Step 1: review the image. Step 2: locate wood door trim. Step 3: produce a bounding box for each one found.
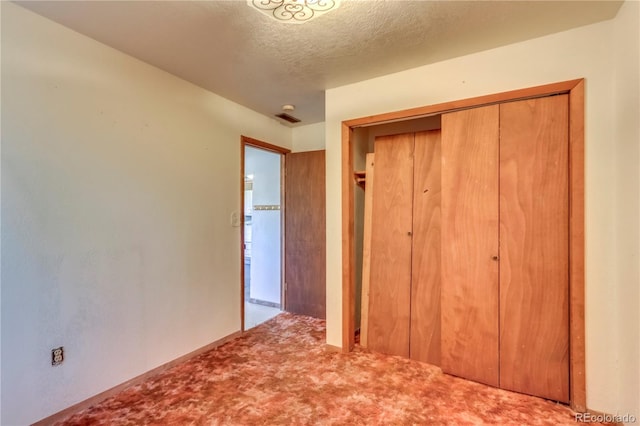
[569,80,586,411]
[241,141,246,332]
[344,79,582,128]
[341,123,356,351]
[340,79,586,409]
[242,135,291,154]
[240,135,289,332]
[280,155,286,310]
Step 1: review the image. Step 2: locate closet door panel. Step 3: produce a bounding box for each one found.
[441,105,500,387]
[499,95,569,402]
[367,134,414,357]
[410,130,442,365]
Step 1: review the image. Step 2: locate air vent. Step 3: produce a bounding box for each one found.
[275,113,301,124]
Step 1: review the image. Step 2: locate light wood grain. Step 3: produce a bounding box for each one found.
[280,155,286,308]
[242,135,291,154]
[569,81,586,411]
[344,80,582,128]
[360,153,375,348]
[499,95,570,402]
[342,123,356,352]
[367,134,414,357]
[343,80,582,356]
[441,105,500,387]
[285,150,326,319]
[340,80,585,408]
[410,130,442,365]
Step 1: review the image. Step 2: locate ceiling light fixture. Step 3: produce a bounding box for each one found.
[247,0,340,24]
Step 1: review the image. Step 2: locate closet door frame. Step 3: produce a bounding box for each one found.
[340,79,585,411]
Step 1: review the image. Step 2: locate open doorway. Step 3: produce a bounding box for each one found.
[241,136,289,330]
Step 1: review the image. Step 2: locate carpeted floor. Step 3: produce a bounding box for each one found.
[57,313,607,425]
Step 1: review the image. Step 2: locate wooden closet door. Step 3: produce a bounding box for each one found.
[367,134,414,357]
[499,95,569,402]
[441,105,500,387]
[410,130,442,365]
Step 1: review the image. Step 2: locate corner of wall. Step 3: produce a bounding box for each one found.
[0,3,291,423]
[292,122,326,152]
[612,0,640,421]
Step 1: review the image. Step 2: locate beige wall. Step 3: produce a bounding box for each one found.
[292,122,325,152]
[0,3,291,424]
[325,3,639,419]
[612,0,640,420]
[0,3,3,417]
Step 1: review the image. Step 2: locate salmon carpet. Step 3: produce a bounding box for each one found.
[56,313,607,425]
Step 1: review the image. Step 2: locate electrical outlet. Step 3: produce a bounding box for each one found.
[52,347,64,366]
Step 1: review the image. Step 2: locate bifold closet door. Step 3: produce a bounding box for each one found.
[499,95,569,402]
[410,130,442,365]
[367,133,414,357]
[441,105,500,387]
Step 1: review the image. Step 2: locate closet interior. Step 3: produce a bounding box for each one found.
[354,94,570,404]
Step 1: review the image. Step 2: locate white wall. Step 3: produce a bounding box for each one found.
[245,147,282,305]
[0,3,291,425]
[0,2,4,418]
[292,122,325,152]
[325,3,639,419]
[612,1,640,421]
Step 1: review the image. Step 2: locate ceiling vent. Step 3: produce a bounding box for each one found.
[276,105,301,123]
[275,112,301,124]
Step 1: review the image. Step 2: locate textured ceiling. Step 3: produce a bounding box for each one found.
[16,0,623,126]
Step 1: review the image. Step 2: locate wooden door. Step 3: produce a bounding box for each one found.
[410,130,442,365]
[499,95,569,402]
[367,134,414,357]
[441,105,500,387]
[284,150,326,319]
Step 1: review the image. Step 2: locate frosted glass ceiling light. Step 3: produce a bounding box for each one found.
[248,0,340,24]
